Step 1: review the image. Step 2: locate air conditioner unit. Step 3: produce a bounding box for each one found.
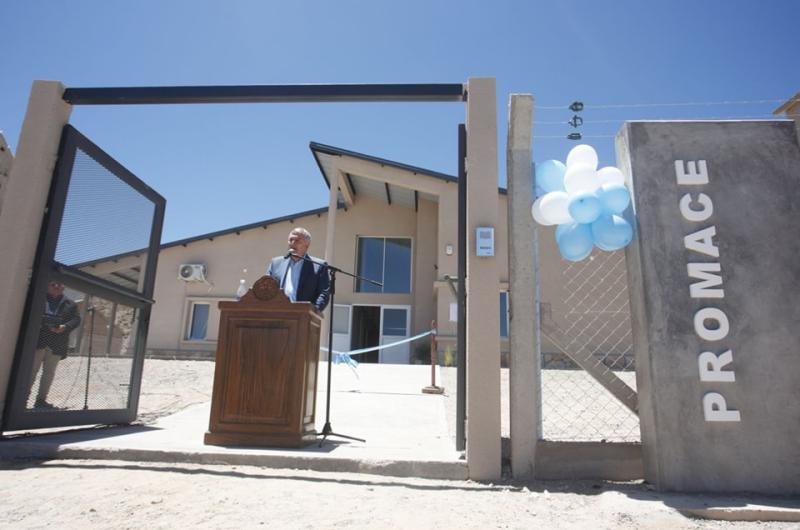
[178,264,207,282]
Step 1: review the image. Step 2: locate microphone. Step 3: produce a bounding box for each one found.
[284,251,294,259]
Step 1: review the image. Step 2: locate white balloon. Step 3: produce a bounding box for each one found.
[531,196,556,226]
[566,144,598,170]
[564,163,598,195]
[538,191,573,225]
[596,166,625,187]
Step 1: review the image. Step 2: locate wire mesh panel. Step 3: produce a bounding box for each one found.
[56,147,156,290]
[26,281,139,411]
[539,248,640,442]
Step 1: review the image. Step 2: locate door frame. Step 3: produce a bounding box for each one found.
[349,303,412,364]
[378,304,412,364]
[331,303,353,354]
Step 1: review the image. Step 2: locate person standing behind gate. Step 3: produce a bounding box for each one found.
[30,281,81,409]
[266,227,330,313]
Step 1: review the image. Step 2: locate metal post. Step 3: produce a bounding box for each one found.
[456,123,467,451]
[83,298,96,410]
[104,302,117,355]
[423,320,443,394]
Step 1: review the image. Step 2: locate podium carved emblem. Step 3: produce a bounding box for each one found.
[251,275,281,301]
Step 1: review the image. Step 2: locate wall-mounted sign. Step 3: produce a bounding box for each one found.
[475,227,494,257]
[619,121,800,495]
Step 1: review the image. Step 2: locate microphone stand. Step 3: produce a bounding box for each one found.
[83,303,95,410]
[288,252,382,446]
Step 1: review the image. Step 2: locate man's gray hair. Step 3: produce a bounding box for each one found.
[290,227,312,242]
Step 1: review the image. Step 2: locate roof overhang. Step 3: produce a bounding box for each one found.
[310,142,505,211]
[773,92,800,116]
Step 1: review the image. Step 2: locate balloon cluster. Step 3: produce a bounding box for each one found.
[531,145,634,262]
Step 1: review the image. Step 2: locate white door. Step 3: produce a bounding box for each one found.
[379,306,410,364]
[331,304,352,355]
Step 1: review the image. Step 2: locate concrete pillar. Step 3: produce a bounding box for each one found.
[0,132,13,216]
[465,77,501,479]
[321,177,339,350]
[323,178,339,263]
[0,81,71,421]
[506,94,540,478]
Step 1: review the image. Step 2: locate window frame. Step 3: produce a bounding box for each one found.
[185,301,210,341]
[354,235,414,294]
[500,291,510,338]
[182,297,226,343]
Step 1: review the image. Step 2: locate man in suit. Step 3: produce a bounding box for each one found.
[267,228,330,313]
[30,280,81,409]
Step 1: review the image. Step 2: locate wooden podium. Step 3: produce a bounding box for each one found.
[204,275,322,447]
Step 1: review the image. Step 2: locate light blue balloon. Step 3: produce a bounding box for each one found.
[567,190,602,224]
[594,240,616,252]
[555,222,570,244]
[596,182,631,214]
[591,214,633,250]
[535,160,566,193]
[557,222,594,261]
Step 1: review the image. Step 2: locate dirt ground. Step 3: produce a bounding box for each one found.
[2,458,797,530]
[3,360,797,529]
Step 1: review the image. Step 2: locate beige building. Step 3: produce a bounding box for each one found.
[85,140,623,367]
[86,142,512,364]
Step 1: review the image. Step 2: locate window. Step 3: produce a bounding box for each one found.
[500,292,509,338]
[332,305,351,334]
[356,237,412,293]
[382,308,408,336]
[187,302,210,340]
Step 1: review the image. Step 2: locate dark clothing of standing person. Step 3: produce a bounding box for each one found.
[31,281,81,408]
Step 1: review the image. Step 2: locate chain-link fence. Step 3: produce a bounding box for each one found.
[539,248,640,442]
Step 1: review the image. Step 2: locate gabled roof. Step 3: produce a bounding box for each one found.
[310,142,506,210]
[773,92,800,116]
[310,141,459,188]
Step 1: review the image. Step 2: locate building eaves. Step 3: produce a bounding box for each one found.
[310,141,507,195]
[72,206,332,268]
[310,141,459,188]
[773,92,800,116]
[161,206,331,250]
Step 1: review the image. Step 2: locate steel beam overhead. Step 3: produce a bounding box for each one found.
[63,84,466,105]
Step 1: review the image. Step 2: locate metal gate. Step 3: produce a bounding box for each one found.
[2,124,164,431]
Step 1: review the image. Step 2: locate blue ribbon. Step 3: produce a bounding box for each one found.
[333,352,359,369]
[320,328,438,372]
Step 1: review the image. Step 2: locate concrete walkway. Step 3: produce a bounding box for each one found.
[0,363,467,480]
[3,362,800,524]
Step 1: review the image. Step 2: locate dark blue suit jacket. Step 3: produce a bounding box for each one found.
[266,254,331,312]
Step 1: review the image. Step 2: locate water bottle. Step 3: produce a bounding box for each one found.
[236,278,248,300]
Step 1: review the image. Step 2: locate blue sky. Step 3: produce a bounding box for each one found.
[2,1,798,242]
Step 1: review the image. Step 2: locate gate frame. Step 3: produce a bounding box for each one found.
[2,124,165,430]
[0,79,503,480]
